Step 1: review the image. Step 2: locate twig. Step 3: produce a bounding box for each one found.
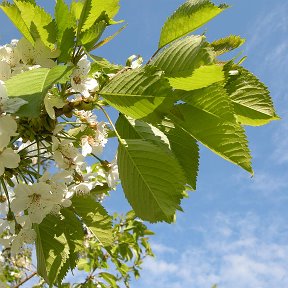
[13,271,37,288]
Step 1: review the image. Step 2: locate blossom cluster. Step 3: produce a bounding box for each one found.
[0,39,120,254]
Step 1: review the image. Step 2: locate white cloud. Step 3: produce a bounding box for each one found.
[134,213,288,288]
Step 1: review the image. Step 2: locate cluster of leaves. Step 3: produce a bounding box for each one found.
[0,0,278,287]
[0,211,153,288]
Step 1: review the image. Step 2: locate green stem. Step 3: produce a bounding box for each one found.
[0,178,12,212]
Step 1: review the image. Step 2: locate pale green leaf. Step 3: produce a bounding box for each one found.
[81,0,120,31]
[225,66,279,126]
[211,35,245,56]
[79,20,106,51]
[0,3,34,43]
[118,139,186,222]
[152,35,215,77]
[70,0,84,20]
[168,64,225,90]
[100,66,175,123]
[159,0,228,48]
[171,104,252,173]
[72,195,113,246]
[14,0,56,47]
[55,0,75,45]
[5,66,72,117]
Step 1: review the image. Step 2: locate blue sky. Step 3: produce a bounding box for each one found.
[1,0,288,287]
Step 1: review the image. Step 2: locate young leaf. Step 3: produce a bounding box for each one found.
[159,0,228,49]
[0,2,34,43]
[55,0,75,45]
[79,20,106,51]
[211,35,245,56]
[72,195,113,247]
[168,64,225,91]
[118,139,186,222]
[14,0,57,47]
[5,66,72,117]
[100,66,175,123]
[152,35,215,77]
[171,104,253,173]
[70,0,84,20]
[81,0,120,31]
[225,66,279,126]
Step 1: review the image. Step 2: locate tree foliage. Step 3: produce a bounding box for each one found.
[0,0,278,287]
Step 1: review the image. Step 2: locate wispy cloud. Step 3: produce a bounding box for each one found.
[135,213,288,288]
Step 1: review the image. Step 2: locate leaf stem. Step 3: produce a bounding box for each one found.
[96,105,122,142]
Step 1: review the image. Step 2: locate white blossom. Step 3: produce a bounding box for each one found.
[52,137,85,171]
[11,182,69,224]
[229,70,239,76]
[44,92,66,119]
[127,54,143,69]
[0,148,20,176]
[70,56,99,98]
[0,115,18,150]
[0,41,19,67]
[0,60,11,81]
[11,222,36,255]
[15,38,59,68]
[106,158,119,189]
[81,122,108,157]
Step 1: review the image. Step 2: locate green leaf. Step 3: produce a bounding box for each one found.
[0,2,34,43]
[159,0,228,48]
[81,0,120,31]
[225,66,279,126]
[164,122,199,189]
[152,35,215,77]
[72,195,113,246]
[57,209,85,284]
[58,28,76,63]
[99,272,118,287]
[171,104,252,173]
[55,0,75,45]
[168,64,225,91]
[5,66,72,118]
[100,66,175,123]
[118,139,186,222]
[211,35,245,56]
[177,83,236,122]
[79,20,106,51]
[35,215,69,285]
[14,0,56,47]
